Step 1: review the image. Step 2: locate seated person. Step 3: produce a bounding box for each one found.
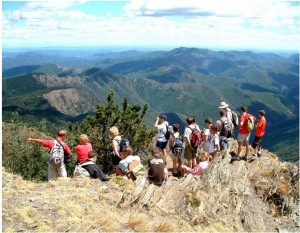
[75,134,92,163]
[80,150,109,182]
[181,152,210,176]
[148,148,168,186]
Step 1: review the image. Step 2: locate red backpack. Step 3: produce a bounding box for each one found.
[188,126,203,150]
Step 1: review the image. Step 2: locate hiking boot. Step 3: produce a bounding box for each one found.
[127,171,137,181]
[241,155,249,161]
[248,155,257,163]
[257,152,262,157]
[230,156,241,163]
[101,178,110,182]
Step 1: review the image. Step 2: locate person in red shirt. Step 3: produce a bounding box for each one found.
[75,134,92,163]
[252,110,266,158]
[28,129,71,181]
[236,106,256,160]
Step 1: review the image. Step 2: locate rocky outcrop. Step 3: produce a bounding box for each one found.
[120,151,299,232]
[2,149,299,232]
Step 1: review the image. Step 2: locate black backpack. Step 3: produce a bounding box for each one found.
[115,138,130,152]
[220,118,232,138]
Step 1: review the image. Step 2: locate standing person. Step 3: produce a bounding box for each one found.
[148,148,168,186]
[110,126,122,172]
[251,110,267,159]
[236,106,256,160]
[168,124,183,177]
[202,117,212,153]
[184,116,200,168]
[75,134,92,163]
[219,101,237,152]
[208,124,220,161]
[154,114,169,157]
[217,110,232,153]
[81,151,109,181]
[27,129,71,181]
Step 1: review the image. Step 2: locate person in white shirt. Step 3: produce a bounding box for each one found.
[202,117,212,153]
[208,124,220,161]
[184,116,200,168]
[154,114,169,157]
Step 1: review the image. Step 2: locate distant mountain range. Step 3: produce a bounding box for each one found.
[2,47,299,162]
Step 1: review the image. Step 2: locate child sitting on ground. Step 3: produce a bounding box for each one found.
[181,152,210,176]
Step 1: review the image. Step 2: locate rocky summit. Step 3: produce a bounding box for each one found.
[2,146,299,232]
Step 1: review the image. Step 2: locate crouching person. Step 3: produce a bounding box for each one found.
[148,148,168,186]
[76,150,109,182]
[181,152,210,176]
[116,146,142,180]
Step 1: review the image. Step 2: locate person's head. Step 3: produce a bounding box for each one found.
[220,110,226,117]
[259,110,265,117]
[200,152,209,162]
[159,114,167,123]
[219,101,229,109]
[209,124,218,134]
[151,147,161,157]
[241,105,247,113]
[58,129,67,140]
[79,134,89,144]
[205,117,212,126]
[186,116,195,125]
[88,150,98,162]
[122,146,133,157]
[173,124,180,133]
[109,126,119,137]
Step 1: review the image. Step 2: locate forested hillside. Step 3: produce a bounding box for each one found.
[2,48,299,162]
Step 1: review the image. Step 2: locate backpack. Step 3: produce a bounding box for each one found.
[49,140,64,167]
[188,126,203,150]
[162,124,170,140]
[220,118,232,138]
[246,114,255,131]
[172,134,183,154]
[73,161,94,177]
[115,138,130,152]
[231,111,239,127]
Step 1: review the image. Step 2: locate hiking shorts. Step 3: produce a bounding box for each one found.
[253,136,262,148]
[169,149,182,160]
[156,140,168,150]
[184,146,196,160]
[111,152,122,166]
[237,133,250,143]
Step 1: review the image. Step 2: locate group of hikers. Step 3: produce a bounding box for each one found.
[27,101,266,186]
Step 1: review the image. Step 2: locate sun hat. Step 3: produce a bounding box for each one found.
[219,101,229,109]
[159,114,167,120]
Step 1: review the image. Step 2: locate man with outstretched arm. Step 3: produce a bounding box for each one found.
[27,129,71,181]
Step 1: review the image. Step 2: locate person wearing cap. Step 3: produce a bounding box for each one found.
[218,101,235,153]
[154,114,169,157]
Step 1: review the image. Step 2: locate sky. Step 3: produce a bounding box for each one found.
[2,0,300,52]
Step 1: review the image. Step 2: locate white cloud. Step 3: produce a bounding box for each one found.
[2,0,299,51]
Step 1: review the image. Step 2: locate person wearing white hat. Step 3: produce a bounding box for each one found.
[218,101,235,153]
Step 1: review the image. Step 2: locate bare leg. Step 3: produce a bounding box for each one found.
[245,141,250,155]
[237,141,243,157]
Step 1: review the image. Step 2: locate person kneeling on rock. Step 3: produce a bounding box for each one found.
[115,146,142,180]
[181,152,210,176]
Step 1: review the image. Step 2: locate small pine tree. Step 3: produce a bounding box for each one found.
[69,91,155,173]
